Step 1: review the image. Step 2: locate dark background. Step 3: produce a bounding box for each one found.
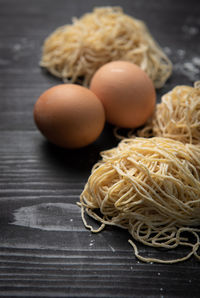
[0,0,200,297]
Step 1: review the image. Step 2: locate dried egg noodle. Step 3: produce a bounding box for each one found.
[79,137,200,263]
[137,81,200,144]
[40,7,172,88]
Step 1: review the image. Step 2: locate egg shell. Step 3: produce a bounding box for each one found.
[90,61,156,128]
[34,84,105,148]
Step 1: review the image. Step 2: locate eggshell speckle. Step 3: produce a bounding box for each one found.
[34,84,105,148]
[90,61,156,128]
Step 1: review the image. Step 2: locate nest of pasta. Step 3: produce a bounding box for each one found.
[138,81,200,144]
[79,137,200,263]
[40,6,172,88]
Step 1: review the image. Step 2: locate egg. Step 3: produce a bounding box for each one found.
[90,61,156,128]
[34,84,105,148]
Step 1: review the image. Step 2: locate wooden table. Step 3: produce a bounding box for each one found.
[0,0,200,297]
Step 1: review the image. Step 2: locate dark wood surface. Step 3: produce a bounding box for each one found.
[0,0,200,297]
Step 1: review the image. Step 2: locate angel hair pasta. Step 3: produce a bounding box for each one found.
[138,81,200,144]
[79,137,200,263]
[40,6,172,88]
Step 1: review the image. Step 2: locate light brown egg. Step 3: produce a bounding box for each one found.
[90,61,156,128]
[34,84,105,148]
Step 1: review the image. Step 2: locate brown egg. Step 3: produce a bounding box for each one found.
[90,61,156,128]
[34,84,105,148]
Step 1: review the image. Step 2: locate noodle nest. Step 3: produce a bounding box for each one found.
[40,6,172,88]
[79,137,200,263]
[137,81,200,144]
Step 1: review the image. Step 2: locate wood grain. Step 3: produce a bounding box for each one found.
[0,0,200,297]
